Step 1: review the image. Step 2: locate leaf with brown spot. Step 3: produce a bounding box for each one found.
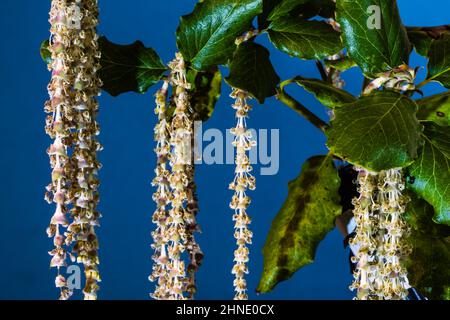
[407,25,450,56]
[257,155,342,293]
[416,91,450,127]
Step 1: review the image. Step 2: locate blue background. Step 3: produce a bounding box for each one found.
[0,0,447,300]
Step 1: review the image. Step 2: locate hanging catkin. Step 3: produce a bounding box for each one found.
[45,0,102,300]
[168,53,192,299]
[150,80,173,299]
[46,0,78,300]
[349,169,382,300]
[229,89,256,300]
[150,53,202,300]
[350,168,411,300]
[71,0,102,300]
[377,169,410,300]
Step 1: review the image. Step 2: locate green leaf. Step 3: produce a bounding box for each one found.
[405,194,450,300]
[294,0,336,19]
[257,155,342,293]
[267,0,309,21]
[407,25,450,57]
[427,34,450,88]
[98,37,167,96]
[408,30,433,57]
[407,123,450,226]
[259,0,335,29]
[294,77,356,108]
[225,42,280,103]
[187,68,222,122]
[407,30,432,57]
[336,0,411,77]
[416,91,450,126]
[258,0,282,30]
[267,17,343,60]
[176,0,262,71]
[324,56,357,72]
[40,40,51,64]
[326,91,421,172]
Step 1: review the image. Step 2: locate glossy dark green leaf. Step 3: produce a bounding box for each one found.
[258,0,282,30]
[294,0,336,19]
[259,0,335,29]
[267,0,309,20]
[294,77,356,108]
[257,155,342,293]
[98,37,167,96]
[176,0,262,71]
[187,68,222,122]
[416,91,450,126]
[267,17,343,60]
[326,91,421,172]
[405,194,450,300]
[407,123,450,226]
[40,40,51,64]
[225,42,280,103]
[336,0,411,77]
[407,25,450,57]
[427,34,450,88]
[324,56,357,71]
[407,30,432,57]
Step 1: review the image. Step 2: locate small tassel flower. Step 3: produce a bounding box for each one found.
[229,89,256,300]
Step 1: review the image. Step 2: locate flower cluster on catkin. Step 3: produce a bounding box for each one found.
[150,80,173,299]
[350,169,382,300]
[377,169,411,300]
[168,53,196,299]
[350,168,410,300]
[45,0,102,300]
[150,53,202,300]
[229,89,256,300]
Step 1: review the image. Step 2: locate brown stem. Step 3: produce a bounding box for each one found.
[416,78,433,89]
[316,60,329,82]
[361,77,371,93]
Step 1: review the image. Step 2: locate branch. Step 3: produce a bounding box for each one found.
[276,89,328,133]
[416,78,433,89]
[361,77,371,93]
[315,60,329,82]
